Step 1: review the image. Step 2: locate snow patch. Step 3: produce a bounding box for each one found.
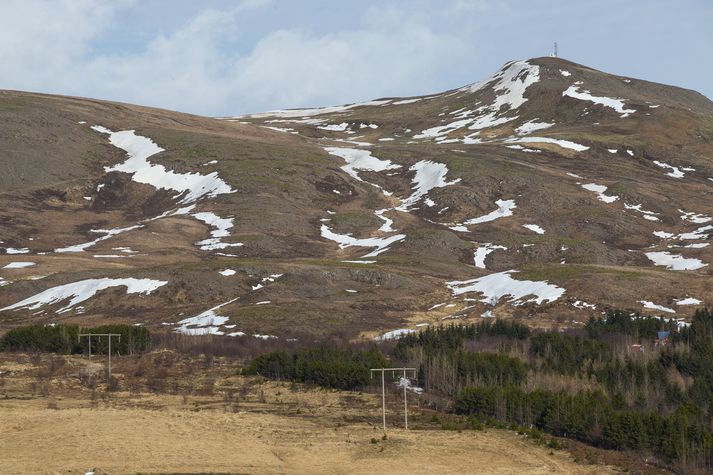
[1,278,167,313]
[474,243,507,269]
[645,251,707,271]
[508,136,589,152]
[522,224,545,235]
[447,270,565,305]
[193,212,243,251]
[55,225,143,253]
[457,199,517,229]
[175,298,239,335]
[375,329,415,341]
[679,210,711,224]
[92,126,234,204]
[625,203,659,221]
[396,161,461,211]
[3,262,35,269]
[324,147,400,182]
[562,85,636,117]
[320,225,405,258]
[581,183,619,203]
[515,120,554,135]
[318,122,350,132]
[639,300,676,314]
[3,248,30,254]
[653,161,686,179]
[243,100,391,119]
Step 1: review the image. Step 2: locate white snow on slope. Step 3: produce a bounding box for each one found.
[516,120,554,135]
[640,300,676,314]
[219,269,236,276]
[625,203,659,221]
[318,122,350,132]
[560,70,571,77]
[375,328,415,341]
[473,243,507,269]
[193,212,244,251]
[396,161,461,211]
[55,225,144,253]
[447,270,565,305]
[676,225,713,241]
[679,210,712,224]
[375,209,395,232]
[243,100,392,119]
[676,297,702,305]
[393,98,422,105]
[653,161,686,179]
[175,298,239,336]
[3,248,30,254]
[320,224,405,258]
[523,224,545,234]
[572,300,596,310]
[562,85,636,117]
[0,278,167,313]
[645,251,707,271]
[506,144,541,153]
[416,60,540,140]
[466,60,540,109]
[453,199,517,231]
[92,126,234,204]
[3,262,35,269]
[508,136,589,152]
[251,273,283,290]
[654,231,675,239]
[324,147,400,181]
[581,183,619,203]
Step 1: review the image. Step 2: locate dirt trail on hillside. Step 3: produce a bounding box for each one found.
[0,405,616,475]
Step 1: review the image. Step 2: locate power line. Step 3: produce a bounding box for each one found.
[370,367,417,432]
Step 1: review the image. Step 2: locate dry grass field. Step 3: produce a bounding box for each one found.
[0,352,638,475]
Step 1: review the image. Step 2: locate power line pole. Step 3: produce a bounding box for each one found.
[79,333,121,379]
[370,367,417,432]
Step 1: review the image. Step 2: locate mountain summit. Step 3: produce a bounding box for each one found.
[1,57,713,339]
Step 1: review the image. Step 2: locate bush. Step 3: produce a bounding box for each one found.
[245,345,387,390]
[0,325,79,353]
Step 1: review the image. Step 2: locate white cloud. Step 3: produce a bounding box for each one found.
[230,24,467,114]
[0,0,476,116]
[0,0,128,91]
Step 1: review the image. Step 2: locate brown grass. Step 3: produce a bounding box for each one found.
[0,352,626,475]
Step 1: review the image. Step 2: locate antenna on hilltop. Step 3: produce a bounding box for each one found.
[550,42,558,58]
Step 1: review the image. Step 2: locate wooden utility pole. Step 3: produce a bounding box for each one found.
[78,333,121,379]
[370,367,417,432]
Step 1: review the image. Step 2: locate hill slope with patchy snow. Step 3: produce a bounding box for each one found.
[2,56,713,339]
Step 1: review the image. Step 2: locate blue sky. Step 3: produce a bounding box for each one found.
[1,0,711,116]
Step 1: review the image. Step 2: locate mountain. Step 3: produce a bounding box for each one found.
[2,56,713,340]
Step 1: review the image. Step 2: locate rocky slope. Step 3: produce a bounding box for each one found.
[2,56,713,340]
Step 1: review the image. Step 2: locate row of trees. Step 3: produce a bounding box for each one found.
[454,385,713,466]
[0,324,151,355]
[394,308,713,471]
[244,345,387,390]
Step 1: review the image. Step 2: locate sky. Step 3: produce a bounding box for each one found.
[0,0,711,116]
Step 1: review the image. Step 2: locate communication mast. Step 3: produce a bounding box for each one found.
[550,42,558,58]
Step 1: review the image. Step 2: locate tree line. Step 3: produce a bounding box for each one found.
[0,324,151,355]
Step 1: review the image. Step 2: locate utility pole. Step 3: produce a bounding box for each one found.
[370,367,417,432]
[79,333,121,379]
